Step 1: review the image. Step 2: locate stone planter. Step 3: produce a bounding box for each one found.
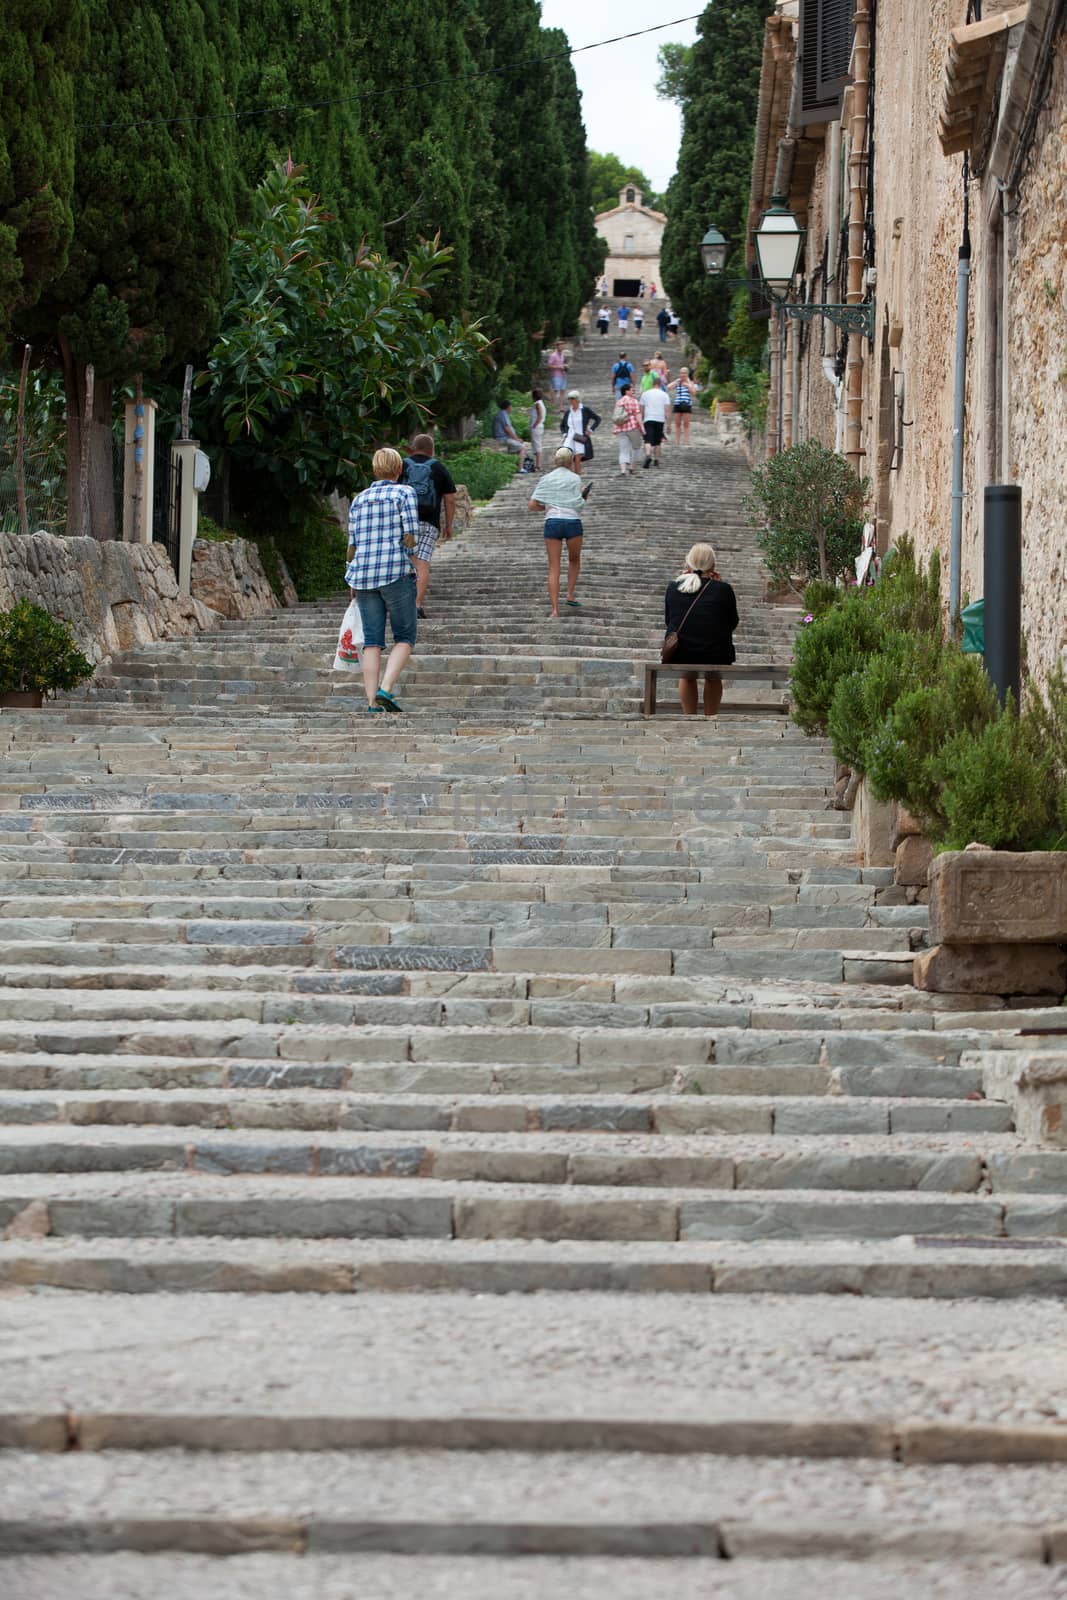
[0,690,44,709]
[915,848,1067,998]
[850,778,896,868]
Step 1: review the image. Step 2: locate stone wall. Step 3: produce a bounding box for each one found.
[191,537,295,617]
[757,1,1067,681]
[0,532,282,665]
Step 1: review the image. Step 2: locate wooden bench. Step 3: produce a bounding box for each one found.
[640,660,792,716]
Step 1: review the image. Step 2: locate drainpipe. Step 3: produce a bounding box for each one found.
[846,1,872,477]
[949,158,972,625]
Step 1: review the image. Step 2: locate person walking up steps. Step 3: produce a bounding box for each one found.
[402,432,456,621]
[529,389,547,470]
[672,368,699,447]
[656,305,670,342]
[663,542,739,717]
[611,351,634,396]
[612,382,643,476]
[346,448,419,715]
[633,305,644,336]
[528,445,590,618]
[640,374,671,468]
[560,390,601,475]
[546,340,568,410]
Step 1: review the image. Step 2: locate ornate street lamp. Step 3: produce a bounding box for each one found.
[752,194,805,300]
[751,192,873,339]
[700,223,729,277]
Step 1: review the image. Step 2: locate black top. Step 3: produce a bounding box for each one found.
[404,453,456,530]
[663,577,739,665]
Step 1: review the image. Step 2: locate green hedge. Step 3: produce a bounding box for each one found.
[447,449,519,504]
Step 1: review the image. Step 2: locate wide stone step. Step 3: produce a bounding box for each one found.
[1,1555,1062,1600]
[2,1451,1067,1577]
[0,1172,1056,1241]
[4,1234,1063,1299]
[0,1126,1029,1194]
[0,1089,1012,1136]
[1,1290,1064,1447]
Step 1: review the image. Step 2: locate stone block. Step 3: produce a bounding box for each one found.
[980,1049,1067,1147]
[894,833,932,887]
[928,848,1067,944]
[850,779,895,868]
[913,942,1067,996]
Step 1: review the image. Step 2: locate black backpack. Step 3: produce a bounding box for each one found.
[613,361,632,384]
[402,456,438,520]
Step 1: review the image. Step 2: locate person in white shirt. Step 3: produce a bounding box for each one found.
[529,388,547,470]
[639,377,672,468]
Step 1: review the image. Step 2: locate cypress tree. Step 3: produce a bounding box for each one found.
[544,37,604,336]
[233,0,380,245]
[660,0,772,368]
[27,0,238,537]
[0,2,85,343]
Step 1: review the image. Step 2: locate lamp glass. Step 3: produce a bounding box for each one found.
[754,197,804,296]
[700,224,728,276]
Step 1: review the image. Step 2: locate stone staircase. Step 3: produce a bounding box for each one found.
[1,332,1066,1599]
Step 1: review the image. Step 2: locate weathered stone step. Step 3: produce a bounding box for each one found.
[0,1172,1057,1240]
[0,1126,1032,1195]
[1,1288,1065,1442]
[4,1234,1063,1299]
[2,1555,1062,1600]
[0,1089,1012,1136]
[2,1451,1067,1568]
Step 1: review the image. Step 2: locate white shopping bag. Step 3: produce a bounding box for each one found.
[333,597,364,671]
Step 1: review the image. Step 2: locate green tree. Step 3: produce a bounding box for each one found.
[660,0,772,367]
[588,152,661,216]
[748,440,867,586]
[655,42,693,106]
[0,3,85,344]
[26,0,238,538]
[202,168,491,504]
[232,0,379,243]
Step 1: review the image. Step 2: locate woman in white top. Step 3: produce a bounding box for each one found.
[528,445,590,618]
[529,388,547,469]
[559,390,601,475]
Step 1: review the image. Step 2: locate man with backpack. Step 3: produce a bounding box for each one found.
[611,352,634,396]
[402,432,457,621]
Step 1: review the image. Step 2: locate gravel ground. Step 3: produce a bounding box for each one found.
[3,1555,1067,1600]
[1,1290,1065,1429]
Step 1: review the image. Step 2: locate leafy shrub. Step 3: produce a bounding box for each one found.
[0,600,95,695]
[801,580,841,620]
[936,704,1062,852]
[447,448,518,503]
[827,630,939,772]
[749,439,867,588]
[790,596,886,735]
[865,650,998,837]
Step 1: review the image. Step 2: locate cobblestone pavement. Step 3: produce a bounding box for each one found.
[1,316,1065,1589]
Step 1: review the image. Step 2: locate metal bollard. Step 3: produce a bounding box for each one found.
[983,484,1022,708]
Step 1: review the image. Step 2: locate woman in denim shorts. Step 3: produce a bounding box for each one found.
[527,446,590,618]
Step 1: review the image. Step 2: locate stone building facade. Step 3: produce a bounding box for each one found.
[595,186,667,297]
[749,0,1066,679]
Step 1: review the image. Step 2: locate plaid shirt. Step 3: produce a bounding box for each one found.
[345,480,418,590]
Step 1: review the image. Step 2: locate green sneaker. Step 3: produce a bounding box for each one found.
[365,703,386,716]
[376,689,403,713]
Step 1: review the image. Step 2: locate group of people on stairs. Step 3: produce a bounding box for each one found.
[336,321,739,717]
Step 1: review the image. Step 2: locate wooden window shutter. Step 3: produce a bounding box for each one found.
[817,0,853,102]
[797,0,854,127]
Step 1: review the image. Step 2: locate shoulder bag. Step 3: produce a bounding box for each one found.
[661,580,712,663]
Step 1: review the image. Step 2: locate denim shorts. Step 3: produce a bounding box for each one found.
[544,517,583,541]
[353,573,417,649]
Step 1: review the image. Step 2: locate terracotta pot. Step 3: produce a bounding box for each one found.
[716,400,739,415]
[0,690,44,709]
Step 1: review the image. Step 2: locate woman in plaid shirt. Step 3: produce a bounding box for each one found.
[346,448,419,715]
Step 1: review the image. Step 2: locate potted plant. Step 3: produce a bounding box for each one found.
[0,599,95,708]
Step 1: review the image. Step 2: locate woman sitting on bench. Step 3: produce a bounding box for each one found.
[663,542,739,716]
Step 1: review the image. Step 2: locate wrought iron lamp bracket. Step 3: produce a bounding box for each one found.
[779,300,875,340]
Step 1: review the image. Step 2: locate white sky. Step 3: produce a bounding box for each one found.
[538,2,700,195]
